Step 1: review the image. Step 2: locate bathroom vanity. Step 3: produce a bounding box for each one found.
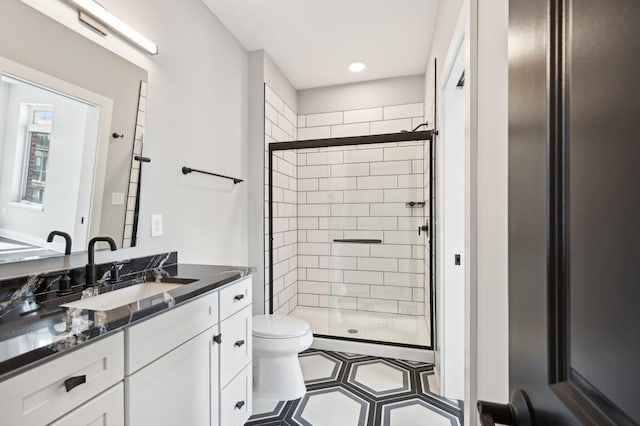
[0,252,254,426]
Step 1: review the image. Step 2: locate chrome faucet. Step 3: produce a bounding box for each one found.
[47,230,72,255]
[86,237,117,287]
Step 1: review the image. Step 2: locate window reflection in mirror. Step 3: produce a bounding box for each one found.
[22,106,53,204]
[0,74,102,263]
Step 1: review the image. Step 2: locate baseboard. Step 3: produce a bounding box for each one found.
[311,336,435,363]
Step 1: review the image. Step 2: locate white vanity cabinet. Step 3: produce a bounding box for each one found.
[0,275,253,426]
[125,276,252,426]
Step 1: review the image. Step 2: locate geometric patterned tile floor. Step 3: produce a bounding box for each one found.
[246,349,464,426]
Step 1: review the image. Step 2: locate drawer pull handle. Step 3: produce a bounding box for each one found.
[234,340,245,347]
[64,375,86,392]
[235,401,245,410]
[233,294,245,301]
[213,334,222,344]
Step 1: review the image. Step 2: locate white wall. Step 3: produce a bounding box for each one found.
[426,0,510,419]
[475,0,509,406]
[298,75,424,115]
[116,0,249,266]
[424,0,465,124]
[248,51,266,314]
[435,1,511,422]
[24,0,252,265]
[441,44,466,400]
[423,0,464,390]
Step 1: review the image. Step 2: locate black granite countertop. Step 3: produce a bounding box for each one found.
[0,260,254,382]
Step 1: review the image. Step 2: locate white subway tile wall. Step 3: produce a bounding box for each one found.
[264,84,298,315]
[295,102,428,315]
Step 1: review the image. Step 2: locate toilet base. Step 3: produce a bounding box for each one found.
[253,353,307,401]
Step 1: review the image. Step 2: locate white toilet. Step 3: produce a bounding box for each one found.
[252,314,313,401]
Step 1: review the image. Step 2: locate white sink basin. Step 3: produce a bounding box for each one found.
[61,282,183,311]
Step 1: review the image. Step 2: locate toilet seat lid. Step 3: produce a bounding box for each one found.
[253,315,311,339]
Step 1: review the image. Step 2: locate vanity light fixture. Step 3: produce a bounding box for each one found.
[348,61,366,73]
[69,0,158,55]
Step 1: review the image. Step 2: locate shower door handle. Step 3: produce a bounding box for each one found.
[418,224,429,236]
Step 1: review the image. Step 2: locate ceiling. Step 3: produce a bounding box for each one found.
[202,0,441,90]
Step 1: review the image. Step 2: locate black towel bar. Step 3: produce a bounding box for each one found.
[182,166,243,184]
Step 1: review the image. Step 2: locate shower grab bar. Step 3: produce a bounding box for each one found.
[181,166,243,184]
[333,239,382,244]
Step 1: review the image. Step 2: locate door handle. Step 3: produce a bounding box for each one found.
[64,375,86,392]
[234,340,245,347]
[235,400,245,410]
[233,294,245,301]
[477,389,534,426]
[418,224,429,236]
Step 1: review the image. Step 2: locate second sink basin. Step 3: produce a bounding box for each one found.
[61,278,196,311]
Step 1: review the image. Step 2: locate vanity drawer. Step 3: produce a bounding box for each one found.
[0,332,124,426]
[220,363,252,426]
[50,383,124,426]
[220,305,252,387]
[126,290,218,375]
[219,277,252,320]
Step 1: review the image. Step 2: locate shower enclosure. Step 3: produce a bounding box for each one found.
[267,130,435,350]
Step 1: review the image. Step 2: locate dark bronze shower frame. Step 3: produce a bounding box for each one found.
[268,129,436,351]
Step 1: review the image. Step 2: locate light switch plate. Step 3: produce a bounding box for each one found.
[111,192,125,206]
[151,214,163,237]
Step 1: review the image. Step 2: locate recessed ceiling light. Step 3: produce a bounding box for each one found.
[349,62,366,73]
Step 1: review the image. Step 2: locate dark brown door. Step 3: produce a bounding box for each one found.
[480,0,640,425]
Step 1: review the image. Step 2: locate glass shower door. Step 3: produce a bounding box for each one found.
[296,141,431,347]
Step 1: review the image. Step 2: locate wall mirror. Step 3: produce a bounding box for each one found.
[0,1,149,264]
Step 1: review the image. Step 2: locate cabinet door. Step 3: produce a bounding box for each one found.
[219,305,252,387]
[126,327,218,426]
[50,383,124,426]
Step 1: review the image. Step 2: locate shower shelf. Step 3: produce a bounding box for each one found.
[406,201,425,208]
[333,239,382,244]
